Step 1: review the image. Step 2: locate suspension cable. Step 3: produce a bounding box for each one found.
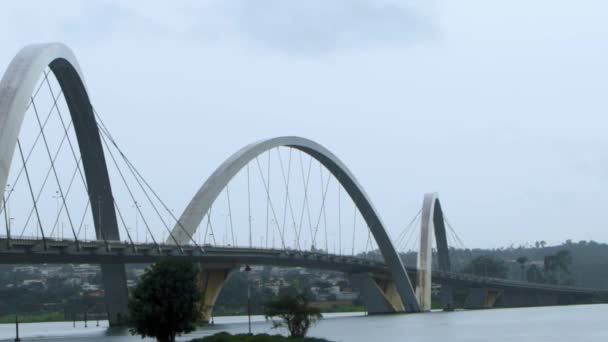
[278,149,289,248]
[397,210,422,251]
[409,229,421,259]
[338,183,341,255]
[312,167,331,249]
[319,164,329,254]
[225,185,236,246]
[2,89,63,210]
[113,197,136,249]
[98,132,159,249]
[44,74,88,193]
[30,99,79,243]
[24,69,50,112]
[16,140,46,248]
[75,199,90,239]
[351,206,357,255]
[255,156,286,249]
[2,195,9,241]
[297,153,314,248]
[247,164,252,248]
[364,228,372,256]
[204,205,217,245]
[48,156,82,238]
[276,148,299,249]
[444,228,461,268]
[121,155,199,248]
[265,152,271,248]
[398,214,420,252]
[95,111,201,249]
[2,69,55,211]
[18,119,75,237]
[394,207,422,249]
[443,214,466,249]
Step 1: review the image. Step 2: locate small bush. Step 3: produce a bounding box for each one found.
[265,295,322,338]
[191,332,330,342]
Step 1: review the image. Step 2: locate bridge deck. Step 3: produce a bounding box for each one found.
[0,236,604,296]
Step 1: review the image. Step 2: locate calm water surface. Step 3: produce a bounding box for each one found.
[0,304,606,341]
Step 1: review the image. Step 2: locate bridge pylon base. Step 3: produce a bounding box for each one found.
[439,284,455,311]
[197,266,234,323]
[350,273,405,313]
[464,288,503,309]
[101,263,130,326]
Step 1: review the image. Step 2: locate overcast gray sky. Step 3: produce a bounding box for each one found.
[1,0,608,249]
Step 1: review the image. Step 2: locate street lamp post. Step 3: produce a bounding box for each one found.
[222,214,230,246]
[4,184,12,241]
[244,264,252,335]
[5,185,21,240]
[132,201,140,242]
[52,190,60,239]
[14,314,20,342]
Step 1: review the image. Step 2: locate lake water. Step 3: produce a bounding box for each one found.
[0,304,606,341]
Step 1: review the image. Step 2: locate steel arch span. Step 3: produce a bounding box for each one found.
[417,192,454,311]
[170,136,420,313]
[0,43,129,325]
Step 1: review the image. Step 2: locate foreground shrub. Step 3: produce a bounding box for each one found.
[191,332,330,342]
[129,260,201,342]
[265,295,322,338]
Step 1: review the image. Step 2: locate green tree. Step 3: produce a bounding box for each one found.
[516,256,528,281]
[129,260,201,342]
[462,255,508,278]
[555,250,572,274]
[543,254,559,283]
[544,250,573,284]
[265,294,322,338]
[526,264,545,283]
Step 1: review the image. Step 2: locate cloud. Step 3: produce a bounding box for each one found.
[14,0,437,54]
[199,0,438,54]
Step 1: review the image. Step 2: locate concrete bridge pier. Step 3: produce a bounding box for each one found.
[197,265,235,323]
[350,273,405,313]
[439,284,455,311]
[464,288,504,309]
[464,287,564,309]
[101,264,130,326]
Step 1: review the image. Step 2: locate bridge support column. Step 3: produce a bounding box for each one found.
[198,266,234,323]
[439,284,455,311]
[350,273,405,313]
[101,264,129,326]
[464,288,503,309]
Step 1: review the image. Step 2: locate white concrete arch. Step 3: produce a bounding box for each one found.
[0,43,128,325]
[171,136,420,312]
[417,192,454,311]
[0,43,81,192]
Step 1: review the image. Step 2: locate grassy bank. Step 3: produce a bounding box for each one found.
[0,312,65,324]
[192,332,330,342]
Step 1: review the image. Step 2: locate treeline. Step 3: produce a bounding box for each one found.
[400,239,608,288]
